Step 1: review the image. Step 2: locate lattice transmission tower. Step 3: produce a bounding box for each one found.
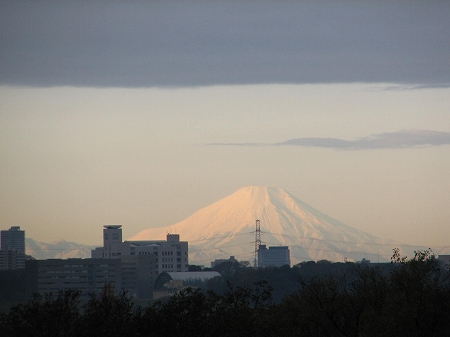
[253,219,261,267]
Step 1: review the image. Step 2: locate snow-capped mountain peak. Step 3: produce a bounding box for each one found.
[129,186,403,265]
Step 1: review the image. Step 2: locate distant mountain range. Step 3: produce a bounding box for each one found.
[130,186,444,266]
[25,186,448,265]
[26,238,96,260]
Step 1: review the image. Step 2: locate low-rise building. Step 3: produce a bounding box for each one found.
[25,258,121,299]
[24,225,190,300]
[211,255,237,268]
[258,245,290,267]
[25,254,157,299]
[91,225,189,273]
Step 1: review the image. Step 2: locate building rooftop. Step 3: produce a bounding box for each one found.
[103,225,122,229]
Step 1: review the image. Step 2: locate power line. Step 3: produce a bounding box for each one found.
[188,232,254,243]
[27,227,446,263]
[254,220,261,267]
[189,241,255,253]
[263,240,394,258]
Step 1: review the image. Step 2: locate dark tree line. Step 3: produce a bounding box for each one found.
[1,249,450,337]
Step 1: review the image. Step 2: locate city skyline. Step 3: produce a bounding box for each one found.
[1,2,449,249]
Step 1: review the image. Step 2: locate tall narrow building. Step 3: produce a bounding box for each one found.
[102,225,123,258]
[1,226,25,253]
[1,226,29,270]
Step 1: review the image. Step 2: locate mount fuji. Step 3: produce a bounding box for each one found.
[129,186,410,266]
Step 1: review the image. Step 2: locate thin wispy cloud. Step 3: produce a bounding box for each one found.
[377,83,450,91]
[207,130,450,150]
[1,2,449,87]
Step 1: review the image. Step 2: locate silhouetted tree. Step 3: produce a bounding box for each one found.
[384,248,450,336]
[3,250,450,337]
[188,264,202,271]
[0,289,81,337]
[80,283,136,337]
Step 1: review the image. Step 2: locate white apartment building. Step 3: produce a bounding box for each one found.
[91,225,189,273]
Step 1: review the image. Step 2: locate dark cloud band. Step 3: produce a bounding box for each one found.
[207,130,450,150]
[1,2,449,87]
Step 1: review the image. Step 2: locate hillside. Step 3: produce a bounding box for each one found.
[26,238,95,260]
[129,186,409,265]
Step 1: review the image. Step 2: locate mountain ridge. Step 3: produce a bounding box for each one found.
[129,186,411,265]
[23,186,445,264]
[25,238,96,260]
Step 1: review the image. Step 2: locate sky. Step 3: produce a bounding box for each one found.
[1,1,449,249]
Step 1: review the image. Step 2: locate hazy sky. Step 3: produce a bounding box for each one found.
[1,2,449,248]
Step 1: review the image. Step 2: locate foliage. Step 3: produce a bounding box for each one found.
[187,264,202,271]
[0,289,81,337]
[385,248,450,336]
[80,284,136,337]
[1,250,450,336]
[274,249,450,337]
[137,280,273,337]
